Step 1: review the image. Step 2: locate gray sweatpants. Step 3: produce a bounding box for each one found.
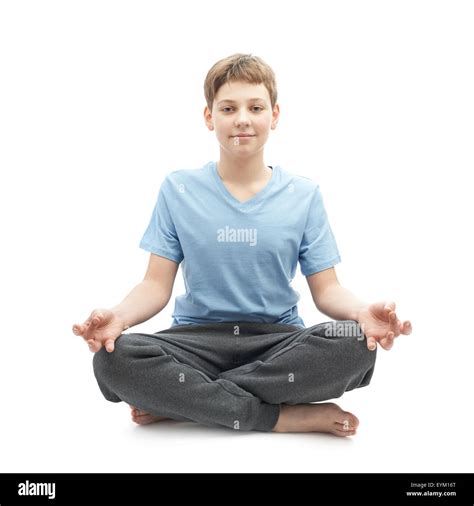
[92,320,377,432]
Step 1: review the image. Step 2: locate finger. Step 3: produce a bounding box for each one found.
[87,339,101,353]
[74,313,102,339]
[366,336,377,351]
[388,312,401,336]
[81,314,95,330]
[73,323,92,340]
[401,320,412,334]
[104,339,115,353]
[90,312,102,327]
[396,319,402,336]
[72,323,84,335]
[90,310,106,328]
[77,324,94,342]
[379,335,394,350]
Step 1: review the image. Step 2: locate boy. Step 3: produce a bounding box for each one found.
[72,53,412,436]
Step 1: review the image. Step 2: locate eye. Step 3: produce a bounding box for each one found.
[221,106,264,112]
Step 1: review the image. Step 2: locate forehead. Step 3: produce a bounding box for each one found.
[215,81,270,104]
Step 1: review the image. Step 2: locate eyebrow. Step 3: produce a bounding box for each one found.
[217,98,266,105]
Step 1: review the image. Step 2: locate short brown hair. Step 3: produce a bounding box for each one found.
[204,53,278,112]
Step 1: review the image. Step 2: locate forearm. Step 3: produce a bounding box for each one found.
[314,283,368,322]
[111,280,171,329]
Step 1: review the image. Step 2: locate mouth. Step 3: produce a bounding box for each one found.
[232,134,255,138]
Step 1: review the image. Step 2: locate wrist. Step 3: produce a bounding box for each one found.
[351,303,369,322]
[111,307,131,330]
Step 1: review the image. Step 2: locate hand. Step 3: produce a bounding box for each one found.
[72,308,128,353]
[356,301,412,351]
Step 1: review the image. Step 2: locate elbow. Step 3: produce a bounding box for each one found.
[157,286,173,308]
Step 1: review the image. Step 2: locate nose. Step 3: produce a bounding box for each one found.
[235,110,251,127]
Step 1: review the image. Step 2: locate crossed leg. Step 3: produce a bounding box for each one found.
[117,321,374,436]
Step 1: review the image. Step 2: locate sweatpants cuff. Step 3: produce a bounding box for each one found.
[254,403,281,432]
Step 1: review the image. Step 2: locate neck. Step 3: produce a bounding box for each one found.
[217,151,270,184]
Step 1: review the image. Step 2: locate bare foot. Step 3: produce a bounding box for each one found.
[272,402,359,437]
[129,405,170,425]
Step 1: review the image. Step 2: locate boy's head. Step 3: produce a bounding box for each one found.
[204,53,278,113]
[203,54,280,158]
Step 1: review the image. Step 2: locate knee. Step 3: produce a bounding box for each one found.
[351,336,377,388]
[360,358,376,386]
[325,323,377,387]
[92,347,112,385]
[327,320,377,364]
[361,334,377,366]
[351,333,377,376]
[92,333,133,380]
[92,333,147,403]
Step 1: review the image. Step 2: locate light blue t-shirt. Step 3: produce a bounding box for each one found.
[139,160,341,328]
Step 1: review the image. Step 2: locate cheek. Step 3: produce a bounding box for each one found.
[215,119,232,133]
[256,116,272,130]
[255,123,271,136]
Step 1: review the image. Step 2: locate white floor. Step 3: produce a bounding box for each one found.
[1,309,472,474]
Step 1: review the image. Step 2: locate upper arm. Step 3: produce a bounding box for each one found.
[298,186,341,276]
[143,253,179,301]
[306,266,339,307]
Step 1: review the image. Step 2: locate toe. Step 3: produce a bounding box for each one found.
[135,414,155,425]
[132,414,146,425]
[334,419,358,432]
[333,426,357,437]
[349,414,360,429]
[131,407,148,416]
[339,411,359,429]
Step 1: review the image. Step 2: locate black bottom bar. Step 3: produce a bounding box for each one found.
[0,473,473,505]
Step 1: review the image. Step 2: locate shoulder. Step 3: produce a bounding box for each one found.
[166,161,212,186]
[156,161,212,195]
[277,165,321,197]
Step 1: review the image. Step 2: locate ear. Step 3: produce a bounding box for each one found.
[204,106,214,131]
[271,103,280,129]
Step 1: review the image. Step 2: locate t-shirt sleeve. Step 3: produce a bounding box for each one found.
[139,177,184,264]
[298,185,341,276]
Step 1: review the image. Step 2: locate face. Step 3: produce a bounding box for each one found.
[204,80,279,158]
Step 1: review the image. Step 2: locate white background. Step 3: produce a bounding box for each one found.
[0,0,473,473]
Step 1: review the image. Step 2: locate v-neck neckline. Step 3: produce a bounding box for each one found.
[210,160,277,210]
